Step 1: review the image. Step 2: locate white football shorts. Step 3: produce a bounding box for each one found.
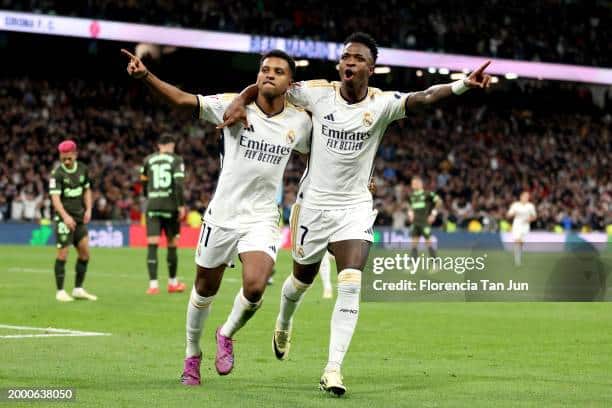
[290,202,377,265]
[511,224,530,241]
[195,220,280,268]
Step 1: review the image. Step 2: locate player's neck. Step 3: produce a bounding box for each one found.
[340,82,368,104]
[61,162,77,173]
[255,94,285,117]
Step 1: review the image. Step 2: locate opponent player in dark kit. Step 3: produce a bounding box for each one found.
[49,140,97,302]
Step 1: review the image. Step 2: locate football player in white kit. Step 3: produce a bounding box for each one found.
[221,32,492,396]
[507,191,537,266]
[122,49,312,386]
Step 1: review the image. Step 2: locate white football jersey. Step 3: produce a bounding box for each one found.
[287,80,408,209]
[508,201,536,229]
[197,94,312,228]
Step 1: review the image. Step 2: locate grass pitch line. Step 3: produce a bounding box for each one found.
[5,267,240,283]
[0,324,111,339]
[7,267,134,279]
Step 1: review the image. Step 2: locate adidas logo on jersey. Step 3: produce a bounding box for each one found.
[244,124,255,132]
[323,113,335,122]
[268,245,277,253]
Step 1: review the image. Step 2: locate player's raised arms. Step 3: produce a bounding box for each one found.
[121,49,197,111]
[405,61,492,109]
[220,61,492,129]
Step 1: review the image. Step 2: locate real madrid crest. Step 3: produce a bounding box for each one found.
[286,129,296,144]
[363,112,373,127]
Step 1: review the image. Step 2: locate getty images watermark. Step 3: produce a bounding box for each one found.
[370,252,528,293]
[363,241,610,301]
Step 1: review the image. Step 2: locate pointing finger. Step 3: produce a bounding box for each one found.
[121,48,137,60]
[474,60,491,75]
[216,118,232,129]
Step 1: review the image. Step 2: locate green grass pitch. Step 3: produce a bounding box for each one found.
[1,245,611,407]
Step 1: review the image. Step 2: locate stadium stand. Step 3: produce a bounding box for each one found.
[1,76,609,230]
[4,0,611,66]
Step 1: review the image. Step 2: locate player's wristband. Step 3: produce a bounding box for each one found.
[451,79,469,95]
[137,70,149,80]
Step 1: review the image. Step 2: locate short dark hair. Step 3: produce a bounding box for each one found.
[158,134,175,145]
[344,32,378,63]
[260,49,296,78]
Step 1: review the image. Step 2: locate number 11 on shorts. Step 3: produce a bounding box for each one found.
[200,225,212,247]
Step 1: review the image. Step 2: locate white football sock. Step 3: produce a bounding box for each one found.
[169,277,178,285]
[276,274,311,330]
[514,243,522,266]
[219,288,262,338]
[185,286,214,357]
[319,252,332,292]
[326,268,361,373]
[149,280,159,289]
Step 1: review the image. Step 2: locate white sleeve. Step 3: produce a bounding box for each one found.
[196,93,237,125]
[293,116,312,154]
[508,203,517,216]
[286,80,332,111]
[381,91,409,123]
[529,204,537,218]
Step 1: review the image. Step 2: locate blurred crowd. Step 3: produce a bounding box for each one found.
[5,0,611,67]
[1,77,610,231]
[0,78,218,225]
[371,106,611,232]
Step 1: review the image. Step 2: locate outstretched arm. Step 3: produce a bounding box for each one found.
[217,84,258,129]
[121,49,197,111]
[406,61,492,110]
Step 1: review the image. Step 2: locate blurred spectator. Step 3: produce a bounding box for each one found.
[20,188,43,221]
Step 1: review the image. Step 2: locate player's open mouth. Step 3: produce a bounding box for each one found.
[263,81,275,86]
[344,69,355,80]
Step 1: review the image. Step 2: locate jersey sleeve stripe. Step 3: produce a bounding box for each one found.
[290,204,301,253]
[196,94,206,120]
[305,79,332,88]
